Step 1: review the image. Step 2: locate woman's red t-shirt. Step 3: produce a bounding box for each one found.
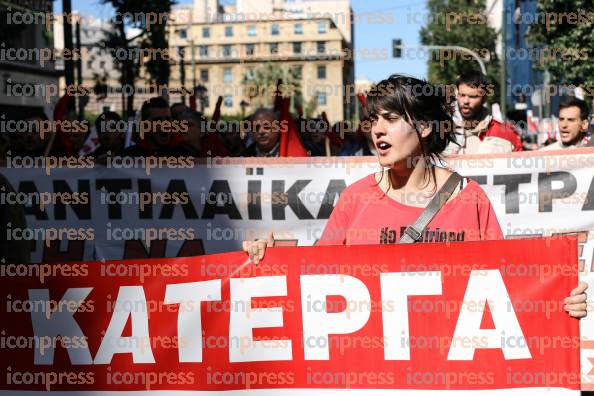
[317,174,504,245]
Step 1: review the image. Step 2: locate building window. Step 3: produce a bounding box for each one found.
[293,42,302,54]
[271,23,280,35]
[317,92,327,106]
[224,68,232,83]
[225,26,233,37]
[294,23,303,35]
[248,25,257,37]
[318,21,327,33]
[317,41,326,54]
[270,43,279,54]
[200,69,209,82]
[178,29,187,39]
[199,45,209,56]
[223,44,232,57]
[202,27,210,38]
[86,60,93,69]
[246,68,255,79]
[317,65,326,79]
[246,43,255,56]
[224,95,233,108]
[99,61,105,69]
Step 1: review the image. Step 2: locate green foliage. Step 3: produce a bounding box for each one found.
[420,0,500,103]
[304,96,318,118]
[139,0,175,87]
[219,113,248,122]
[84,112,100,129]
[100,19,139,117]
[92,73,109,101]
[101,0,175,116]
[242,62,303,109]
[527,0,594,88]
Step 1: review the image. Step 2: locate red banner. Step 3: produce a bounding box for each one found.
[0,237,580,394]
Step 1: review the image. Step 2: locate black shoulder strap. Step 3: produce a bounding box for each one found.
[399,172,463,244]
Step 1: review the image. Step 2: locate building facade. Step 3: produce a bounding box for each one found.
[487,0,556,117]
[53,13,154,115]
[504,0,545,114]
[0,0,61,120]
[169,0,355,123]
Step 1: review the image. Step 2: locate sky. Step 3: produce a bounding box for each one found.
[54,0,429,82]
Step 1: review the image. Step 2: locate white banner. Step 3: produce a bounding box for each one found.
[2,148,594,389]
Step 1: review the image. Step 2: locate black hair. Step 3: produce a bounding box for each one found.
[141,97,169,120]
[94,111,121,134]
[559,97,589,121]
[456,71,490,91]
[170,103,189,114]
[366,74,456,157]
[171,102,187,109]
[366,74,457,193]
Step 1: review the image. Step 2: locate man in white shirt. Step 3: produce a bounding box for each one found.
[541,98,591,150]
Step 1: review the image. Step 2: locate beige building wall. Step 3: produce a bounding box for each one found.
[169,16,354,123]
[234,0,352,43]
[288,0,353,44]
[193,0,221,23]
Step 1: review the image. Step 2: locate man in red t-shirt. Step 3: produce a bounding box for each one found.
[446,71,522,154]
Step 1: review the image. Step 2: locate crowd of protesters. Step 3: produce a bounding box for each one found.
[1,71,592,162]
[0,71,592,265]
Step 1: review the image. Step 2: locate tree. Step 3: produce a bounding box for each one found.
[527,0,594,89]
[141,0,175,87]
[101,19,140,118]
[101,0,175,117]
[242,63,303,110]
[420,0,501,103]
[92,72,109,101]
[304,97,318,118]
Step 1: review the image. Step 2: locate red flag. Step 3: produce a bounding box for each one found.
[357,93,367,116]
[279,97,308,157]
[189,91,197,112]
[53,93,72,122]
[321,111,343,148]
